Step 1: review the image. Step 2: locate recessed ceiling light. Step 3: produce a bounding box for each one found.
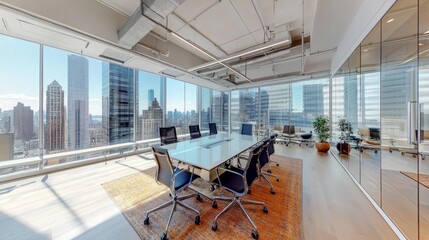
[419,43,424,46]
[363,49,369,52]
[425,30,429,34]
[387,19,394,23]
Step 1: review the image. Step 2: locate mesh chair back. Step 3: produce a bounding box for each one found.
[241,123,253,136]
[152,146,174,187]
[209,123,218,135]
[189,125,202,139]
[160,127,178,145]
[245,144,262,187]
[283,125,295,134]
[259,138,270,168]
[369,128,380,140]
[268,134,276,156]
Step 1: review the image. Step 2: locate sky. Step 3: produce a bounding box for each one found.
[0,34,198,116]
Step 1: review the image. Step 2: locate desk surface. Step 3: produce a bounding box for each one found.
[161,133,260,170]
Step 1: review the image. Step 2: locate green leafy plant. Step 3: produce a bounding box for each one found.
[313,115,332,143]
[338,119,353,143]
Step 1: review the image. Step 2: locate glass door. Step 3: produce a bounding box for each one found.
[380,0,419,238]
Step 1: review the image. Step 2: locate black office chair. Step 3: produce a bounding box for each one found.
[144,146,203,240]
[241,123,253,136]
[267,134,280,169]
[189,125,202,139]
[211,144,268,240]
[209,123,218,135]
[258,138,278,193]
[159,127,178,145]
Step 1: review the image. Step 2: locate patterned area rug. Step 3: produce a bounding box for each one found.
[400,171,429,189]
[102,155,302,239]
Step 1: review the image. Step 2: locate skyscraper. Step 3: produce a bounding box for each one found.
[303,84,325,117]
[45,80,65,152]
[13,102,33,141]
[142,98,163,140]
[102,63,134,145]
[148,89,155,105]
[67,54,89,150]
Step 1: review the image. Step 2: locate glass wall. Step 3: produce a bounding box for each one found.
[137,71,164,141]
[0,33,225,177]
[0,35,40,165]
[330,0,429,238]
[201,87,211,130]
[185,83,198,133]
[230,88,258,133]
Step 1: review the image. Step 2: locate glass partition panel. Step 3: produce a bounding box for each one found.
[360,22,381,205]
[137,71,164,141]
[0,35,40,174]
[419,0,429,237]
[381,0,419,238]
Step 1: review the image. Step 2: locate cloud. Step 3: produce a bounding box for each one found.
[0,94,39,111]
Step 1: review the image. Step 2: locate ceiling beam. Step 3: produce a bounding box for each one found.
[118,0,185,49]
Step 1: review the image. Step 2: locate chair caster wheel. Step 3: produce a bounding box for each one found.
[276,178,279,182]
[251,229,259,239]
[276,163,279,166]
[195,215,201,225]
[212,221,218,231]
[209,185,215,192]
[267,169,272,174]
[271,189,275,194]
[212,201,217,209]
[160,232,167,240]
[263,206,268,213]
[248,189,251,194]
[196,194,203,202]
[143,216,149,225]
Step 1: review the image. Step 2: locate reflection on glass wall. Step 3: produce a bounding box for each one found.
[212,90,223,130]
[330,0,429,238]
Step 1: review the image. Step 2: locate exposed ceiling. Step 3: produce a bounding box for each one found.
[0,0,395,90]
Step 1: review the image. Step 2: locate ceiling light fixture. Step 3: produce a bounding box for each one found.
[425,30,429,34]
[170,31,252,83]
[419,43,424,46]
[188,39,291,72]
[387,19,394,23]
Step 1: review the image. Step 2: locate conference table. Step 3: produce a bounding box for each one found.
[161,132,261,182]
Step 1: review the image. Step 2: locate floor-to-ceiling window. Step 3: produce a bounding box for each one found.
[0,35,40,168]
[165,78,185,134]
[137,71,164,141]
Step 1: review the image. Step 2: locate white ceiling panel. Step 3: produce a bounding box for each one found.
[97,0,139,16]
[220,33,258,54]
[229,0,261,32]
[188,0,250,47]
[174,0,219,23]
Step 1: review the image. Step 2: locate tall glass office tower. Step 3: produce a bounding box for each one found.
[102,63,134,145]
[67,55,89,150]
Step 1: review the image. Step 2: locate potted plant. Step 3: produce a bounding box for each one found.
[313,115,332,152]
[336,119,353,154]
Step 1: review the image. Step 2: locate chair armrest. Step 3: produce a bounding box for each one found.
[217,166,245,178]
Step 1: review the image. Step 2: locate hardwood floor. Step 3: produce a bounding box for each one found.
[0,145,397,239]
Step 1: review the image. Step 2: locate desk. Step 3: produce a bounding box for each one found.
[162,133,260,171]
